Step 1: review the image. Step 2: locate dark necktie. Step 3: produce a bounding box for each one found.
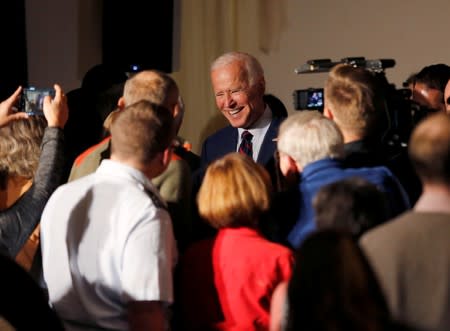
[238,130,253,158]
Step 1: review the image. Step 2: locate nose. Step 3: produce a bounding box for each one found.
[223,91,236,108]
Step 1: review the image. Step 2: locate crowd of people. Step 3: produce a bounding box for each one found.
[0,52,449,331]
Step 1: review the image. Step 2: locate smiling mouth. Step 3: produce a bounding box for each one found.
[228,107,243,116]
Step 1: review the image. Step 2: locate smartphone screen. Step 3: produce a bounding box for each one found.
[20,87,55,116]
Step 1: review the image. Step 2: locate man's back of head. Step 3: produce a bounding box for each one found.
[123,70,179,111]
[324,64,385,140]
[277,111,344,171]
[104,70,181,132]
[110,100,175,168]
[409,111,450,186]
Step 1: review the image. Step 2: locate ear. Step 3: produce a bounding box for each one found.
[323,105,333,120]
[172,102,181,120]
[161,148,173,168]
[294,160,303,173]
[149,148,172,176]
[279,153,301,177]
[259,77,266,94]
[117,96,126,109]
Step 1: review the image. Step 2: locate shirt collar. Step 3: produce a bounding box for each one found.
[238,105,272,135]
[301,158,342,179]
[96,159,162,199]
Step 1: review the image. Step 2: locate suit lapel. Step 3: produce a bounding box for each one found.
[257,117,283,164]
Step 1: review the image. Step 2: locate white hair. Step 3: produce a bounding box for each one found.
[210,51,264,87]
[277,111,344,169]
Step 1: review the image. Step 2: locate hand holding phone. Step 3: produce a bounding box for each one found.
[0,87,28,127]
[43,84,69,129]
[20,87,56,116]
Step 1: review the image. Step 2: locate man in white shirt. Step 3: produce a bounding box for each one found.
[41,100,177,331]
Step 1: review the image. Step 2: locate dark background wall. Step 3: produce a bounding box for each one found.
[102,0,174,73]
[21,0,177,94]
[0,1,28,99]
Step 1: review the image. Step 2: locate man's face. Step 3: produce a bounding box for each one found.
[211,62,265,129]
[412,82,445,112]
[444,80,450,114]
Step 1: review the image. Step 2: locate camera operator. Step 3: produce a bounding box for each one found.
[410,63,450,113]
[323,64,421,204]
[444,78,450,114]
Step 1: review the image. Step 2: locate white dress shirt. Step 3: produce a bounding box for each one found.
[237,105,273,161]
[41,159,177,331]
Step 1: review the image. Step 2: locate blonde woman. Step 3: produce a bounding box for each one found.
[179,153,293,330]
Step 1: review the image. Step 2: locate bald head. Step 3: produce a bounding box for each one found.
[123,70,179,111]
[409,112,450,185]
[105,70,182,131]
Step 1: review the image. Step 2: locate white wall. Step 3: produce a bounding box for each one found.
[255,0,450,115]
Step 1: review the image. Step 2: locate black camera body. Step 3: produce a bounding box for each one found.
[19,87,55,116]
[293,88,324,112]
[292,57,434,147]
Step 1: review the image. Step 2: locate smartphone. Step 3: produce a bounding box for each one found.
[20,87,55,116]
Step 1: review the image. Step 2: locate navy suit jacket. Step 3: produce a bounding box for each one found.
[190,115,285,242]
[200,116,284,169]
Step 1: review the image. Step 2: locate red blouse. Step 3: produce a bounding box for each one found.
[179,227,293,330]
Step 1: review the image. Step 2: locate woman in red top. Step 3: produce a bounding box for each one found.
[179,153,293,330]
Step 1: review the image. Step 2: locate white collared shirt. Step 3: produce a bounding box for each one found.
[41,159,177,330]
[237,105,273,161]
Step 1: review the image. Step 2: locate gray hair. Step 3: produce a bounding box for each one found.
[211,51,264,87]
[277,111,344,169]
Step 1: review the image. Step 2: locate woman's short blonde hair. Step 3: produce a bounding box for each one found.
[0,116,47,179]
[197,153,272,228]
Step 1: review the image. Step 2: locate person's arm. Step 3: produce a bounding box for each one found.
[0,84,68,257]
[269,281,288,331]
[127,301,166,331]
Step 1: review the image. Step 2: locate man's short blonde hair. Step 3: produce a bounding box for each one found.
[277,111,344,169]
[104,70,179,130]
[409,112,450,185]
[197,153,271,228]
[123,70,179,108]
[110,100,175,165]
[325,64,384,137]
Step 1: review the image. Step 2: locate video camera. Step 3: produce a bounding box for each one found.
[293,57,427,146]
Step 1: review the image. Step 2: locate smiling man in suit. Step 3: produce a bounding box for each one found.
[190,52,285,241]
[200,51,285,175]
